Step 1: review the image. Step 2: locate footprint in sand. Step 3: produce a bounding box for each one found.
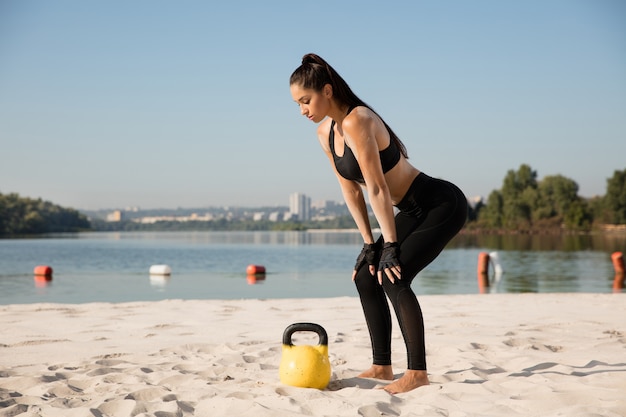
[503,337,562,352]
[124,386,171,401]
[358,402,401,417]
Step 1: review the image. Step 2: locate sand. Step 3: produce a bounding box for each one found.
[1,293,625,417]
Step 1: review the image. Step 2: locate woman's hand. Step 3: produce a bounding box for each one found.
[352,243,377,281]
[377,242,401,284]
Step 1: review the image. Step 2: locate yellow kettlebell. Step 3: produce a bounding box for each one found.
[279,322,331,390]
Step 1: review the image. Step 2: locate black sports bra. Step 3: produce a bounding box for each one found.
[329,118,401,184]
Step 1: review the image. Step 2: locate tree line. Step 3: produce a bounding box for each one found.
[2,165,625,236]
[0,192,90,236]
[468,165,626,232]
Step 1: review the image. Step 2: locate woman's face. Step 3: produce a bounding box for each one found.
[290,83,330,124]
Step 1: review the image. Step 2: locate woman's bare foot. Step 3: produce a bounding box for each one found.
[383,370,430,394]
[357,364,394,381]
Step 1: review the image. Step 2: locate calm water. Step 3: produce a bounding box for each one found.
[1,231,624,304]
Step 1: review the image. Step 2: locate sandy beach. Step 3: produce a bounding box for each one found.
[1,293,625,417]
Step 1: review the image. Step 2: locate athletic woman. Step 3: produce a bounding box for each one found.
[289,53,468,394]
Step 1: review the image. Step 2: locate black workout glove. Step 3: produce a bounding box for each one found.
[378,242,401,276]
[354,243,377,273]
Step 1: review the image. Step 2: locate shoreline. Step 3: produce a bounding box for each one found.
[4,223,626,238]
[1,293,625,416]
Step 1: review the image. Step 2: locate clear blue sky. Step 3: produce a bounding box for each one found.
[1,1,624,210]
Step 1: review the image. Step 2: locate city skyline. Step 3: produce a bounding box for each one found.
[94,191,336,215]
[98,191,346,224]
[1,1,624,211]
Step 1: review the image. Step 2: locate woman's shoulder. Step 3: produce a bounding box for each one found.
[343,106,380,137]
[344,106,377,127]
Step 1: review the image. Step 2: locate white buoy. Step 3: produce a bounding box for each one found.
[149,264,172,276]
[489,251,503,275]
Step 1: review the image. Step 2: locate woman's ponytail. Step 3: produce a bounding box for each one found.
[290,53,408,158]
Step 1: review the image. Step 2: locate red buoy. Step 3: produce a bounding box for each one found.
[246,264,266,275]
[34,265,53,276]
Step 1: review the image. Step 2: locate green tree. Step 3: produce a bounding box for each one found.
[604,169,626,224]
[478,190,503,227]
[500,164,537,229]
[564,199,592,230]
[0,192,91,236]
[474,164,595,231]
[588,195,610,224]
[536,175,580,220]
[23,210,45,234]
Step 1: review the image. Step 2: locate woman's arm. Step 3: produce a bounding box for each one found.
[342,111,397,244]
[317,120,374,245]
[343,110,402,283]
[321,143,377,280]
[337,175,375,244]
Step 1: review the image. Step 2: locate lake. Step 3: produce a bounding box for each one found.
[1,231,624,304]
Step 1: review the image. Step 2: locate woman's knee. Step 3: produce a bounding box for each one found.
[354,269,380,294]
[381,278,412,300]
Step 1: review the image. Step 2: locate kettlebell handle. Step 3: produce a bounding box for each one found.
[282,322,328,346]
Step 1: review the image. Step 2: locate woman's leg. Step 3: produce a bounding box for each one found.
[353,257,393,375]
[381,178,467,392]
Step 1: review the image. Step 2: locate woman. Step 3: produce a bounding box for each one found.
[289,53,468,394]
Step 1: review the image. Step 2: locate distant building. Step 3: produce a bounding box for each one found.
[311,200,325,210]
[106,210,123,222]
[312,199,343,211]
[289,193,311,221]
[268,211,281,222]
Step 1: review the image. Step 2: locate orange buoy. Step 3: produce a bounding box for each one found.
[246,264,266,275]
[611,252,625,274]
[477,252,490,275]
[34,265,53,276]
[477,252,490,293]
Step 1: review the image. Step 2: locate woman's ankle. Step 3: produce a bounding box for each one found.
[357,364,394,380]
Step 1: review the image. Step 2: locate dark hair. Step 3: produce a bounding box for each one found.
[290,53,408,158]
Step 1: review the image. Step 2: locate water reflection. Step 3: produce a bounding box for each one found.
[33,275,52,288]
[247,274,266,285]
[54,230,626,252]
[449,233,626,294]
[71,230,365,246]
[614,273,625,292]
[149,274,170,290]
[486,250,613,293]
[451,232,626,252]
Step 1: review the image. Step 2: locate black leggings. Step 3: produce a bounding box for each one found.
[354,173,467,370]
